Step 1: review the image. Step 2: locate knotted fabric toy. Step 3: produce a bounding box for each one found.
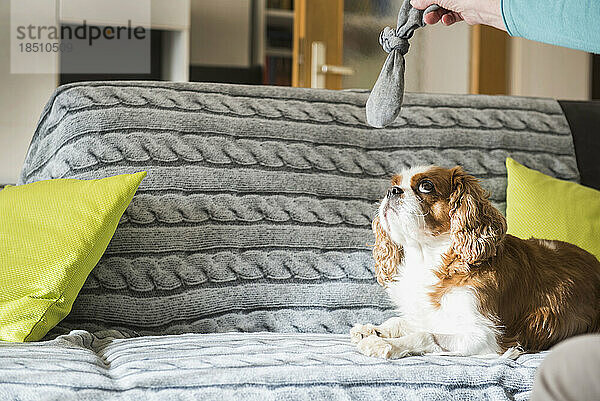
[366,1,439,128]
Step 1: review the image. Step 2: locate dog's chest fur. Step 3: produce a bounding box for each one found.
[386,240,500,354]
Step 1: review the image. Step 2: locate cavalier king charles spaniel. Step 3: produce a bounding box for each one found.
[351,165,600,359]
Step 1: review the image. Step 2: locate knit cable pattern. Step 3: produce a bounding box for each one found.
[19,82,580,337]
[35,84,572,133]
[121,194,373,226]
[2,330,546,400]
[83,250,376,292]
[24,131,578,182]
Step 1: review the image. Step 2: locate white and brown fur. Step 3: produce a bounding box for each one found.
[351,165,600,359]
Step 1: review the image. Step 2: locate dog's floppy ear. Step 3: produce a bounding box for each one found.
[372,217,403,286]
[449,167,506,265]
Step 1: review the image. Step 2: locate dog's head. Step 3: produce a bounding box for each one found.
[373,166,506,283]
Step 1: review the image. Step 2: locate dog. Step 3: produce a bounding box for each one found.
[351,165,600,359]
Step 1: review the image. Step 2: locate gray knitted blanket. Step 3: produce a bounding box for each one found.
[0,330,547,400]
[10,81,579,400]
[19,81,578,337]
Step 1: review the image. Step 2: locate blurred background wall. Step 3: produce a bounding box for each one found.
[0,2,57,185]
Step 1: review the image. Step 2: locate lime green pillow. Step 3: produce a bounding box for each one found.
[0,172,146,342]
[506,157,600,260]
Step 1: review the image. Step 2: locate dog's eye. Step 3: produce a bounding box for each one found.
[418,180,434,193]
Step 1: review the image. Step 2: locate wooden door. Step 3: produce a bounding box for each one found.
[292,0,344,89]
[470,25,509,95]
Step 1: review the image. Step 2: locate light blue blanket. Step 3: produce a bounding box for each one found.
[0,330,547,400]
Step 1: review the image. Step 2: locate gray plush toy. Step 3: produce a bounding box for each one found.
[366,1,439,128]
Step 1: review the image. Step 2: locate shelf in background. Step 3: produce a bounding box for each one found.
[266,47,293,58]
[260,1,294,86]
[266,8,294,27]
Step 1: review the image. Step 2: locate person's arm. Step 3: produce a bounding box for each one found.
[502,0,600,54]
[411,0,600,54]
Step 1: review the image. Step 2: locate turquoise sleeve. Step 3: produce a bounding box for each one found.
[502,0,600,54]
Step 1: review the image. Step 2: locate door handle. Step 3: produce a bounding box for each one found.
[320,64,354,75]
[311,41,354,89]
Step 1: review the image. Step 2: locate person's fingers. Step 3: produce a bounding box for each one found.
[424,8,447,25]
[451,11,463,22]
[441,12,455,25]
[445,11,464,25]
[412,1,464,27]
[410,0,436,10]
[424,11,440,25]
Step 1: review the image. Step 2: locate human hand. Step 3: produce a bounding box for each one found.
[410,0,506,31]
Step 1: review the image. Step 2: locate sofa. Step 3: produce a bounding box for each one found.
[0,81,589,400]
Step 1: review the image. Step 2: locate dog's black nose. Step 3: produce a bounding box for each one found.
[387,186,403,197]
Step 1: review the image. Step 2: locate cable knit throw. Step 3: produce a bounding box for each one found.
[366,0,439,127]
[20,81,579,339]
[5,80,582,401]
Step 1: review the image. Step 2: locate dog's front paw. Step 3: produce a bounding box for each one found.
[357,335,393,359]
[350,323,381,344]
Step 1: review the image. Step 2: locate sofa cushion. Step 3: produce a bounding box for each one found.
[0,330,546,400]
[19,82,579,336]
[506,157,600,260]
[0,172,145,342]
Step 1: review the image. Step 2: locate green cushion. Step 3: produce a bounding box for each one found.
[0,172,146,342]
[506,157,599,260]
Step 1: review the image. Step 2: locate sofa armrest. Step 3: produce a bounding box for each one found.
[559,100,600,191]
